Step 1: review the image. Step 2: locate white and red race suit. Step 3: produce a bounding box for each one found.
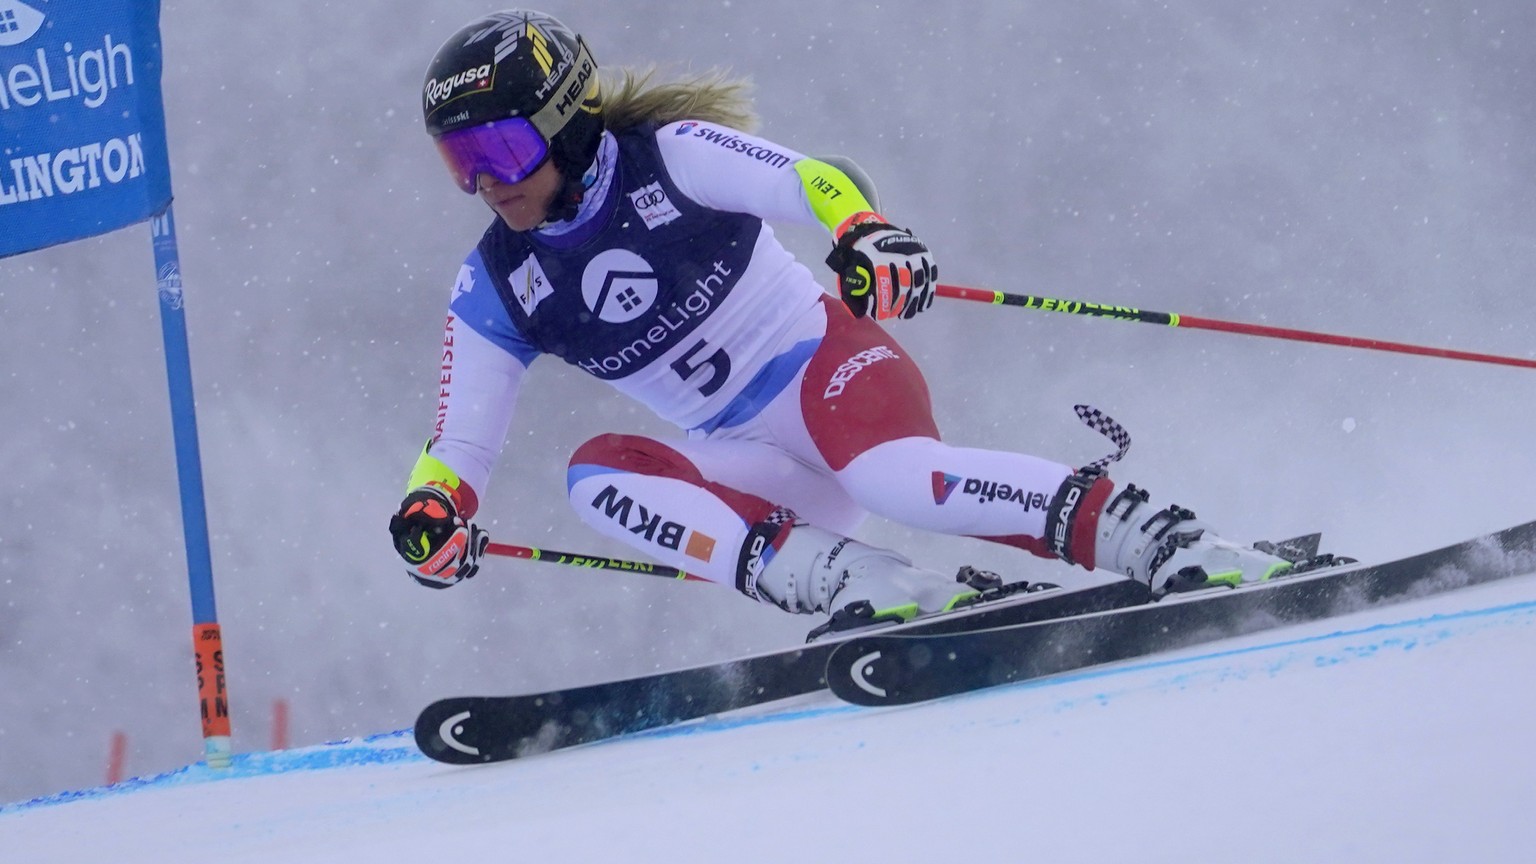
[420,120,1075,591]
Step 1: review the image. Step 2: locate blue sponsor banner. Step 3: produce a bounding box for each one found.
[0,0,172,257]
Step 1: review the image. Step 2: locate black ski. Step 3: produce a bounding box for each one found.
[825,518,1536,707]
[414,577,1151,764]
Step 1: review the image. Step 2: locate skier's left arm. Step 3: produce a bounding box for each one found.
[656,123,936,321]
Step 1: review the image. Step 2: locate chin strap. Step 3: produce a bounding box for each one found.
[542,137,608,224]
[542,171,588,224]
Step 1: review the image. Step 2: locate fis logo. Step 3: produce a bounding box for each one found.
[0,1,44,48]
[507,254,553,317]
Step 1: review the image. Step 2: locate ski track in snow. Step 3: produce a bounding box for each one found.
[10,594,1533,811]
[4,575,1535,863]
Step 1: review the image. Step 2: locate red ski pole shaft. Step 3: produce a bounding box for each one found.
[935,283,1536,371]
[484,541,708,582]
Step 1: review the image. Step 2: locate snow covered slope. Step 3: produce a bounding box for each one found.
[5,572,1536,863]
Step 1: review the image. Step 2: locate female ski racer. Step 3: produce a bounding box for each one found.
[389,9,1297,633]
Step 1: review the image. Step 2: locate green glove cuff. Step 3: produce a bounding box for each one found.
[405,439,479,517]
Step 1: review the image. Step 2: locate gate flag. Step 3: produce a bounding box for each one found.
[0,0,173,256]
[1,1,235,771]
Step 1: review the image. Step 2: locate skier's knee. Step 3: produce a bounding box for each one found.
[568,433,686,477]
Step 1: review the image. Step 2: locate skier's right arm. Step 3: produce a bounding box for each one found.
[389,250,538,588]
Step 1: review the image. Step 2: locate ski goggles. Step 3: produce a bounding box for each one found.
[433,37,598,194]
[434,116,551,194]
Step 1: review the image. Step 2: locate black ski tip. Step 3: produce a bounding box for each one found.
[415,700,497,764]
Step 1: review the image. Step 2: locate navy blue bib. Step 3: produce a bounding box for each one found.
[475,126,761,382]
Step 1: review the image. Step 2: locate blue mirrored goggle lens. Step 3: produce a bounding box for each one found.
[433,117,550,193]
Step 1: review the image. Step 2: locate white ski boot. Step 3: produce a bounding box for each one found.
[1046,470,1297,595]
[747,522,980,626]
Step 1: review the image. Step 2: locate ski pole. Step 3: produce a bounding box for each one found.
[935,283,1536,371]
[485,540,708,582]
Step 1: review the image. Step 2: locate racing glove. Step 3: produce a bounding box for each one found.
[389,485,489,589]
[825,212,938,320]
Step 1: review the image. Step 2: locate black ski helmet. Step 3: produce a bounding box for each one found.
[422,10,603,217]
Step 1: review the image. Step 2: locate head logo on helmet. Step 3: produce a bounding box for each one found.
[423,10,604,221]
[422,10,600,140]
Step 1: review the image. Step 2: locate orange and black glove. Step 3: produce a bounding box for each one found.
[825,212,937,320]
[389,485,489,589]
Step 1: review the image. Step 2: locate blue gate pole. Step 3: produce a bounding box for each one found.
[150,205,233,769]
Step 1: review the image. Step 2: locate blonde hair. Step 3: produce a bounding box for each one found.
[600,67,760,133]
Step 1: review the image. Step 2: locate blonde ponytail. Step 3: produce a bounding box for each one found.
[601,67,759,133]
